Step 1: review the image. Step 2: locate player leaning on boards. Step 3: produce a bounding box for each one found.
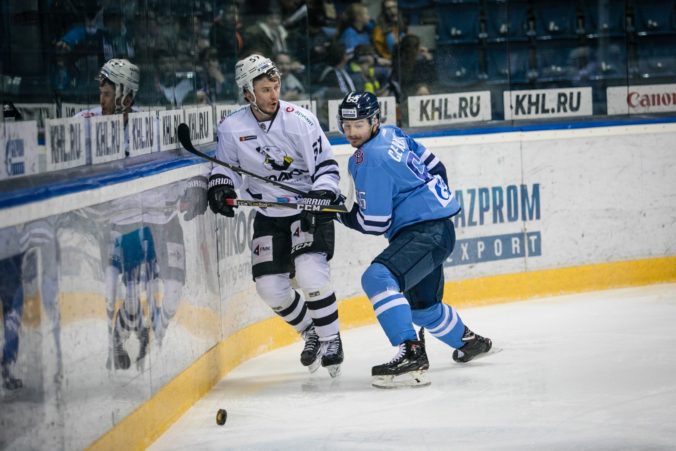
[206,54,344,376]
[75,58,140,157]
[77,58,139,119]
[335,91,493,388]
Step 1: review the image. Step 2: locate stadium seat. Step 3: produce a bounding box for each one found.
[634,1,676,35]
[587,37,628,80]
[435,44,483,86]
[397,0,434,25]
[436,2,482,43]
[485,42,533,84]
[534,2,582,38]
[582,0,626,37]
[484,0,533,41]
[535,39,579,82]
[635,36,676,78]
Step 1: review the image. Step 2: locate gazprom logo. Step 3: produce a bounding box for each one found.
[5,139,25,176]
[341,108,357,119]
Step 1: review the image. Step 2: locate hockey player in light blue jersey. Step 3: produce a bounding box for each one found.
[336,91,493,388]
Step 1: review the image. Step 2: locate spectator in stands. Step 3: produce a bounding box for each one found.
[372,0,406,61]
[56,5,135,60]
[209,3,244,73]
[133,11,164,65]
[276,52,306,101]
[244,2,291,56]
[101,5,135,62]
[337,3,374,58]
[308,0,338,35]
[177,14,210,66]
[55,4,135,92]
[280,0,307,30]
[348,44,389,96]
[195,47,229,104]
[316,40,355,99]
[148,50,196,107]
[389,34,436,103]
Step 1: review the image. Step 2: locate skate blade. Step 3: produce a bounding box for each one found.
[307,358,321,374]
[455,346,503,363]
[371,370,430,389]
[325,364,342,378]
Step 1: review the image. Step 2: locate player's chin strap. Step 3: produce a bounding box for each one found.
[113,83,126,114]
[247,90,268,118]
[114,93,132,115]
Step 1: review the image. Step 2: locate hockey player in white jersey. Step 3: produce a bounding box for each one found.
[79,58,140,117]
[207,54,344,376]
[75,58,141,158]
[336,91,492,388]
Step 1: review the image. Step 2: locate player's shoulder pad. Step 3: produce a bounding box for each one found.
[280,101,318,132]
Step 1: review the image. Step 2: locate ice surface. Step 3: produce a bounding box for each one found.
[150,284,676,450]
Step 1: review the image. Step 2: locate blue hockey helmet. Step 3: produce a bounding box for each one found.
[337,91,380,133]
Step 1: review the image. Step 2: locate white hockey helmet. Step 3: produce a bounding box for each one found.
[99,58,140,111]
[235,54,280,94]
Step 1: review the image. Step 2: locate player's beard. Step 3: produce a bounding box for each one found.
[254,101,277,120]
[262,100,278,116]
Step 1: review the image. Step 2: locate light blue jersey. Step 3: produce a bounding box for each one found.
[341,125,461,240]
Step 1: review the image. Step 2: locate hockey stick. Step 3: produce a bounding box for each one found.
[225,198,348,213]
[176,123,307,196]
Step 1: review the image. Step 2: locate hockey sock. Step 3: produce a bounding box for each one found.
[304,286,340,339]
[362,263,417,346]
[412,303,465,349]
[294,254,340,339]
[275,290,313,333]
[256,274,313,333]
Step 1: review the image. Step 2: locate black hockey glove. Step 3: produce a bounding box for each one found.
[180,175,208,221]
[428,160,449,185]
[299,190,337,233]
[207,174,237,217]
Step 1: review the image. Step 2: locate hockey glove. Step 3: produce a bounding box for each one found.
[428,160,449,185]
[180,175,208,221]
[207,174,237,217]
[299,190,337,233]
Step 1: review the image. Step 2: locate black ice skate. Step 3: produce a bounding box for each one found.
[452,326,492,363]
[320,333,343,378]
[371,336,430,389]
[300,325,321,373]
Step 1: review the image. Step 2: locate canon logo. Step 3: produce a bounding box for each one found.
[627,91,676,108]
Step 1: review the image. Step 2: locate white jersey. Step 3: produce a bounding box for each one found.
[212,100,340,217]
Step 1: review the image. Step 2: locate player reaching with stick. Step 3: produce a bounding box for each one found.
[335,91,493,388]
[206,54,344,376]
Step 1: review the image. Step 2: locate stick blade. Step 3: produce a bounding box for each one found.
[177,123,193,151]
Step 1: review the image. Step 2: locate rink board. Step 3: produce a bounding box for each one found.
[0,121,675,450]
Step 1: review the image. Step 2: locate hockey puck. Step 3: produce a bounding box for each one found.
[216,408,227,426]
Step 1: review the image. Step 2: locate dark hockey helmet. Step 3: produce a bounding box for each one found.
[337,91,380,133]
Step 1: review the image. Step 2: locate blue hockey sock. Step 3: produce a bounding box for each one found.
[412,303,465,349]
[362,263,417,346]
